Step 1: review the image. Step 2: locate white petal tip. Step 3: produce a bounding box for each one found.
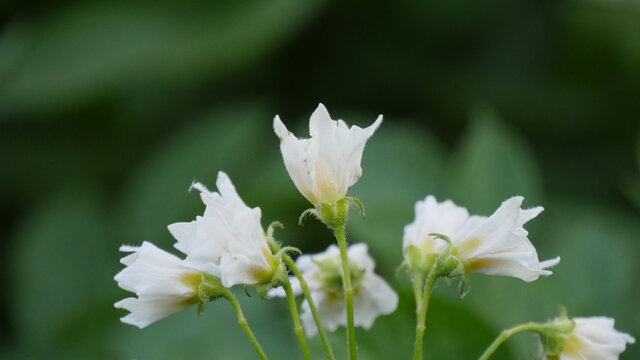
[540,256,561,269]
[273,115,289,138]
[119,244,139,253]
[311,103,331,121]
[189,181,209,193]
[216,171,230,181]
[372,114,383,127]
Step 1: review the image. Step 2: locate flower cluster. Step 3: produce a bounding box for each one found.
[168,172,277,288]
[114,103,634,360]
[115,171,279,328]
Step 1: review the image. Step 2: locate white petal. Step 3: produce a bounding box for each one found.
[341,114,382,189]
[453,196,555,281]
[354,273,398,329]
[114,241,202,328]
[115,296,193,329]
[291,242,395,337]
[403,195,469,255]
[347,243,375,273]
[564,317,636,359]
[300,292,344,337]
[167,221,198,254]
[274,104,381,205]
[540,256,561,269]
[274,115,318,204]
[308,104,344,203]
[171,172,276,287]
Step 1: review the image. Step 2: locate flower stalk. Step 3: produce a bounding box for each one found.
[283,254,336,360]
[412,270,437,360]
[478,323,542,360]
[334,223,357,360]
[222,288,270,360]
[283,277,312,360]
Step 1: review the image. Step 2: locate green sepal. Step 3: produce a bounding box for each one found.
[312,256,366,293]
[198,273,227,303]
[403,245,437,277]
[266,221,284,254]
[538,307,576,358]
[267,221,284,238]
[395,262,408,280]
[194,273,230,316]
[429,233,452,245]
[255,283,274,300]
[298,208,318,225]
[458,274,472,299]
[256,263,289,299]
[244,285,252,298]
[345,197,366,219]
[197,301,206,316]
[315,198,349,228]
[404,238,473,298]
[270,263,290,288]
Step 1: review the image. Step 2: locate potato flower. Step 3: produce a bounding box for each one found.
[269,243,398,337]
[114,241,206,328]
[550,317,635,360]
[273,103,382,206]
[168,171,278,288]
[403,195,559,281]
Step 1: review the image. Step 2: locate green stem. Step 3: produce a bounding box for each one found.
[223,290,269,360]
[334,224,357,360]
[411,273,424,359]
[283,278,312,360]
[478,323,542,360]
[283,255,336,360]
[413,271,437,360]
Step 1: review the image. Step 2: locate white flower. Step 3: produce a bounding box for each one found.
[554,317,635,360]
[403,195,559,282]
[269,243,398,337]
[167,171,278,288]
[273,103,382,205]
[114,241,203,328]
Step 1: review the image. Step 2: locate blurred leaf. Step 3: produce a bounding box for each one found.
[622,131,640,210]
[115,103,274,248]
[306,290,504,360]
[567,1,640,82]
[8,185,115,356]
[347,122,447,273]
[0,0,324,116]
[111,290,294,359]
[541,199,638,319]
[445,107,543,214]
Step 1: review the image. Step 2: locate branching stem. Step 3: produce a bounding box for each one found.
[283,278,312,360]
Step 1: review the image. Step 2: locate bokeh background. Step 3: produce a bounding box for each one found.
[1,0,639,359]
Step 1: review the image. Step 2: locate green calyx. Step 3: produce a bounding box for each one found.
[537,308,576,358]
[313,257,365,295]
[403,245,437,276]
[299,197,365,228]
[195,273,231,315]
[404,233,472,298]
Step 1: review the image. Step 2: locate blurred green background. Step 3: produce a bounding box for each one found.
[1,0,639,359]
